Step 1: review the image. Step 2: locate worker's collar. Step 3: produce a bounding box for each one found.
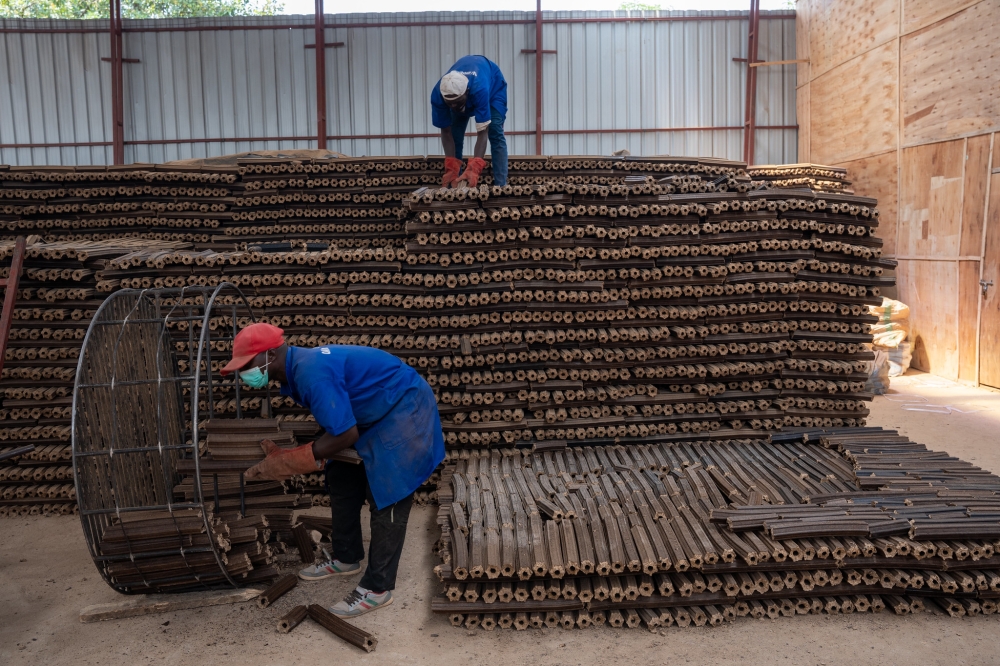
[278,345,297,399]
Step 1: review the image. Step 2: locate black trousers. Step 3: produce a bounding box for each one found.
[325,459,413,592]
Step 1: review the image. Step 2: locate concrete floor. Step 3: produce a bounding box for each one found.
[3,371,1000,666]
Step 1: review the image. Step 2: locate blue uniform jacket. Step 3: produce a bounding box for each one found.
[431,55,508,129]
[280,345,445,509]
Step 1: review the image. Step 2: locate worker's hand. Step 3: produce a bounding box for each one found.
[454,157,487,188]
[441,157,464,188]
[245,440,322,482]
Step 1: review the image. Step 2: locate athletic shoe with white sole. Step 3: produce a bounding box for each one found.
[298,550,361,581]
[329,587,393,617]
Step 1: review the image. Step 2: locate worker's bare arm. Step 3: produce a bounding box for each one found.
[441,128,456,158]
[474,129,488,160]
[312,426,360,459]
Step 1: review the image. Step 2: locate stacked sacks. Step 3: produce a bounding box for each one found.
[868,297,912,377]
[431,427,1000,630]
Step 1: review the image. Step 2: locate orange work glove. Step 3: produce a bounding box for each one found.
[441,157,463,188]
[455,157,487,188]
[245,440,322,482]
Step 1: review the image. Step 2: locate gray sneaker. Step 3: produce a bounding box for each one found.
[330,587,393,617]
[298,551,361,581]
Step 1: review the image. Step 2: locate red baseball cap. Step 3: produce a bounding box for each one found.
[220,322,285,376]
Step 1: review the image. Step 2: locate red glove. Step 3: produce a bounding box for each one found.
[455,157,487,188]
[245,440,322,482]
[441,157,463,188]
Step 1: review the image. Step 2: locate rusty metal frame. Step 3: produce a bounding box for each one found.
[741,0,760,165]
[535,1,543,154]
[108,0,125,164]
[315,0,327,150]
[0,236,26,378]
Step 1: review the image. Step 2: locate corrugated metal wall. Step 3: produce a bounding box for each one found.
[0,10,797,166]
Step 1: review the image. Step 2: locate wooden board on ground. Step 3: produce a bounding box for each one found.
[79,588,264,623]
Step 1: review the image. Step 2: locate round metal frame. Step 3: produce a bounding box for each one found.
[72,283,258,594]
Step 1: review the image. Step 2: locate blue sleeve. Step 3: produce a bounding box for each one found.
[430,84,453,129]
[302,375,356,437]
[469,76,491,125]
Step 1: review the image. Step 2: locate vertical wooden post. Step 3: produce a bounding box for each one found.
[109,0,125,164]
[535,0,543,155]
[742,0,760,166]
[315,0,327,150]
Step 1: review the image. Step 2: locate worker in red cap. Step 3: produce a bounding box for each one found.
[221,322,444,618]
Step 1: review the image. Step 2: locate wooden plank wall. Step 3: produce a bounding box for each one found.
[796,0,1000,385]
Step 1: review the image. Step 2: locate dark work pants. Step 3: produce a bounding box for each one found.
[449,104,508,186]
[325,459,413,592]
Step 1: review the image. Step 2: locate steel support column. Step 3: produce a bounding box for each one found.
[534,0,543,155]
[741,0,760,166]
[315,0,327,150]
[109,0,125,164]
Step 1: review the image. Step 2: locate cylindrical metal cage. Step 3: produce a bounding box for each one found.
[72,284,259,594]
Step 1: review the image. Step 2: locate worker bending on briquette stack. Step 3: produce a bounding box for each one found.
[223,322,444,618]
[432,54,508,188]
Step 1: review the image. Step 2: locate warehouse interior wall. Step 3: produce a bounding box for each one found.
[795,0,1000,387]
[0,11,797,167]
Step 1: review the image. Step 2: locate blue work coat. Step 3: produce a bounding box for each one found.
[280,345,445,509]
[430,55,508,129]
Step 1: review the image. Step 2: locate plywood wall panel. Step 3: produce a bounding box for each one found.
[958,259,981,381]
[797,82,811,162]
[960,134,993,256]
[901,1,1000,146]
[899,140,965,257]
[806,0,898,80]
[809,41,898,164]
[980,173,1000,388]
[898,258,960,378]
[903,0,984,35]
[835,151,898,256]
[795,0,812,87]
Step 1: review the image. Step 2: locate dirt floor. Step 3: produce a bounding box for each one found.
[4,370,1000,666]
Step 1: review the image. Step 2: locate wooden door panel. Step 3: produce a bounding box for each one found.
[980,172,1000,388]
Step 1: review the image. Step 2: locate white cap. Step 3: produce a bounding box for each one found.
[440,71,469,100]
